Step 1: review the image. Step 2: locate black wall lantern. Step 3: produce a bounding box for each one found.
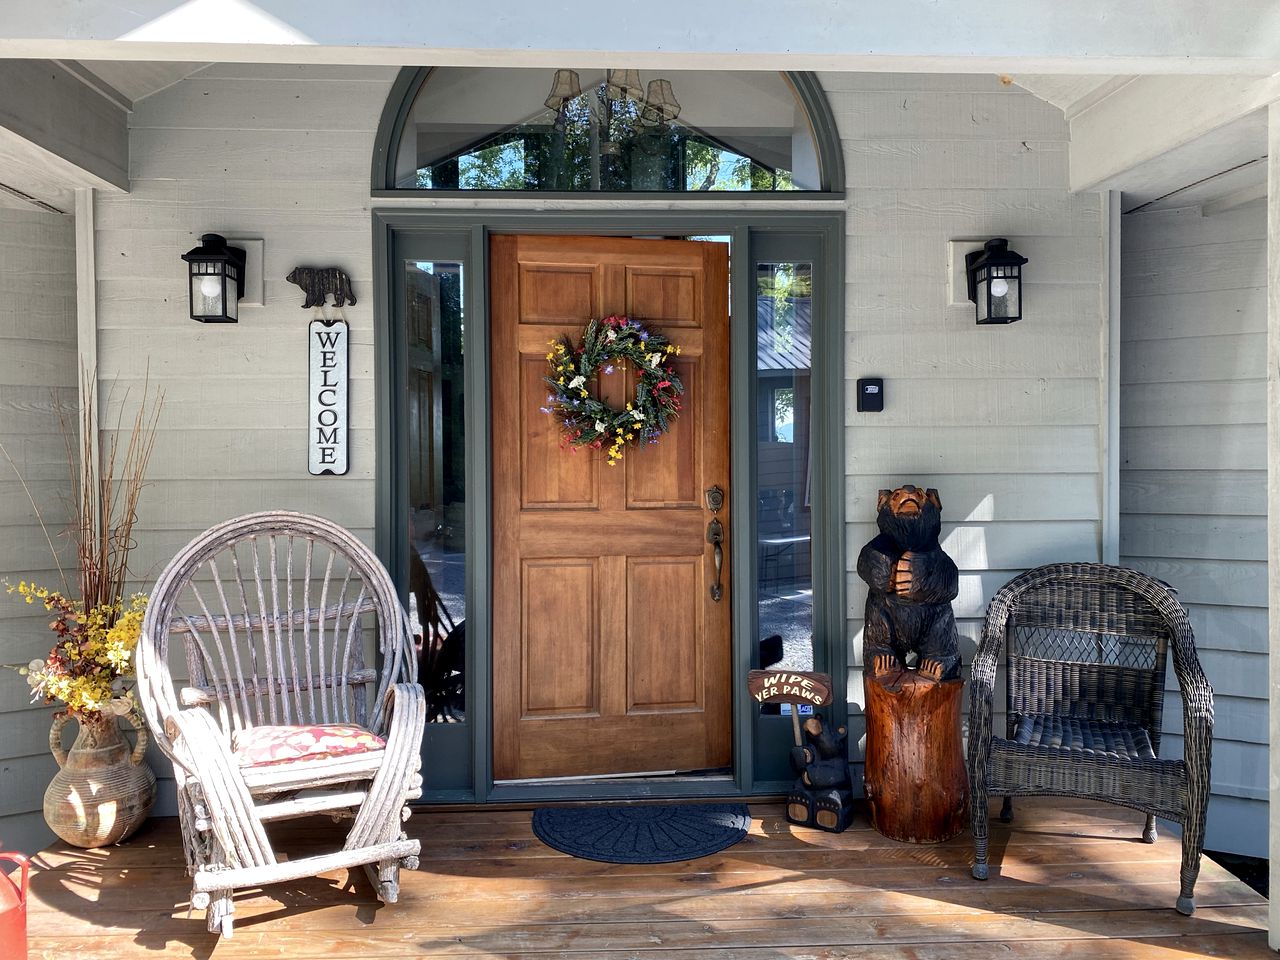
[181,233,247,322]
[965,238,1027,324]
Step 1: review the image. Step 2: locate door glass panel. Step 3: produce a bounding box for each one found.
[405,260,466,723]
[756,261,813,672]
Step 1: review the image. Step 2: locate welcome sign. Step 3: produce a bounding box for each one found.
[308,318,349,475]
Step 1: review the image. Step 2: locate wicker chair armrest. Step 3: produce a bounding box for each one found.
[1169,636,1213,723]
[969,608,1007,699]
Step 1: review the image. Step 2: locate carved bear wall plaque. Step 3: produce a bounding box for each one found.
[857,484,962,681]
[286,267,357,309]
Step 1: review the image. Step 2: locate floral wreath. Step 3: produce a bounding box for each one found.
[541,315,684,465]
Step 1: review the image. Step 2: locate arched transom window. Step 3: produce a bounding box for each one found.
[379,67,839,193]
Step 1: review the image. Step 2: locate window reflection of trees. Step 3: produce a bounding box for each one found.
[416,81,797,192]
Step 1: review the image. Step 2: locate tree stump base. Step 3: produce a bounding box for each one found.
[864,668,968,844]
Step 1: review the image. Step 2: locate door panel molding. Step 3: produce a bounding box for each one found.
[491,234,731,781]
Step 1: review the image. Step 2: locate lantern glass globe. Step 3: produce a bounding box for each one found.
[989,278,1009,298]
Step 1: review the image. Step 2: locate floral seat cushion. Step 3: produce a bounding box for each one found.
[232,723,385,768]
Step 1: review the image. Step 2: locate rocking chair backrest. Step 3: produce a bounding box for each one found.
[999,567,1173,748]
[137,513,416,746]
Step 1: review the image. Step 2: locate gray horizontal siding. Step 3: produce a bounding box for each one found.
[0,203,77,854]
[821,71,1104,747]
[1120,201,1268,858]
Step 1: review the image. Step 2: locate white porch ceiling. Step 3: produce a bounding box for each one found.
[1010,74,1133,118]
[74,60,209,105]
[2,2,1280,74]
[1013,73,1271,214]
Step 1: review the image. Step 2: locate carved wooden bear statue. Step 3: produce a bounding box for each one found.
[857,484,962,681]
[786,715,854,833]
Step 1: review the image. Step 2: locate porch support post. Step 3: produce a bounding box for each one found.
[1267,100,1280,952]
[1101,190,1121,565]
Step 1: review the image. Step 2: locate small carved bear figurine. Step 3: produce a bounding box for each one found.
[286,267,357,309]
[858,484,962,682]
[787,715,854,832]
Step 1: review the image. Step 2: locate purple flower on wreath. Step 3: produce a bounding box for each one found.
[604,364,615,375]
[639,331,649,341]
[539,406,553,414]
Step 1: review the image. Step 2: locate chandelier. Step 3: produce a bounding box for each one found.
[543,68,681,126]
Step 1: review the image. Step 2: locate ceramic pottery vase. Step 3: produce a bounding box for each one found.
[44,710,156,847]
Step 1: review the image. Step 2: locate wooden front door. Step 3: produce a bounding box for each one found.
[491,234,732,781]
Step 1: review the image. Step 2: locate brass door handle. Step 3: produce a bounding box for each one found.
[707,518,724,602]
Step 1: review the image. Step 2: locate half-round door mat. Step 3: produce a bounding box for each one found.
[531,803,752,864]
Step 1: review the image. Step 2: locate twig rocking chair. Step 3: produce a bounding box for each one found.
[136,512,426,938]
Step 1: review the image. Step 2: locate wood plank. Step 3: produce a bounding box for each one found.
[1120,514,1267,562]
[849,426,1100,475]
[1120,380,1264,428]
[90,429,377,482]
[851,234,1099,287]
[1122,204,1268,253]
[1122,286,1267,342]
[1120,556,1267,608]
[1123,238,1267,298]
[1120,333,1265,384]
[845,473,1101,522]
[840,139,1067,190]
[843,377,1099,426]
[24,880,1264,937]
[1185,603,1269,654]
[830,90,1068,142]
[21,801,1268,959]
[129,128,379,182]
[28,905,1268,958]
[129,78,390,132]
[1120,424,1264,471]
[22,855,1243,912]
[845,279,1100,327]
[848,189,1101,238]
[1120,469,1266,517]
[844,330,1098,380]
[0,753,59,817]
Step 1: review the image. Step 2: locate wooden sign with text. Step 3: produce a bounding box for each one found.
[308,318,349,475]
[747,670,833,706]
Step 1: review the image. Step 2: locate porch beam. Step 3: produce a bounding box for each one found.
[1,1,1280,73]
[0,60,128,193]
[1069,74,1280,193]
[1268,100,1280,953]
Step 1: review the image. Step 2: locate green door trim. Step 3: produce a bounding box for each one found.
[373,208,845,803]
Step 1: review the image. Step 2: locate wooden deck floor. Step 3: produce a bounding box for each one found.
[24,798,1271,959]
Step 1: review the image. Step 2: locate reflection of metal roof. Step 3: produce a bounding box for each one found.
[757,298,811,371]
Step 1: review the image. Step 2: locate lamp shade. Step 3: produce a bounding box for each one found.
[544,69,582,110]
[180,233,246,323]
[965,238,1027,325]
[606,69,644,102]
[640,78,681,125]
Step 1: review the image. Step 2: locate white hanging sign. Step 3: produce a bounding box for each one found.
[308,318,349,475]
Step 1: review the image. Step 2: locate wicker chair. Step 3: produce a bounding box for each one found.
[135,512,426,938]
[967,563,1213,915]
